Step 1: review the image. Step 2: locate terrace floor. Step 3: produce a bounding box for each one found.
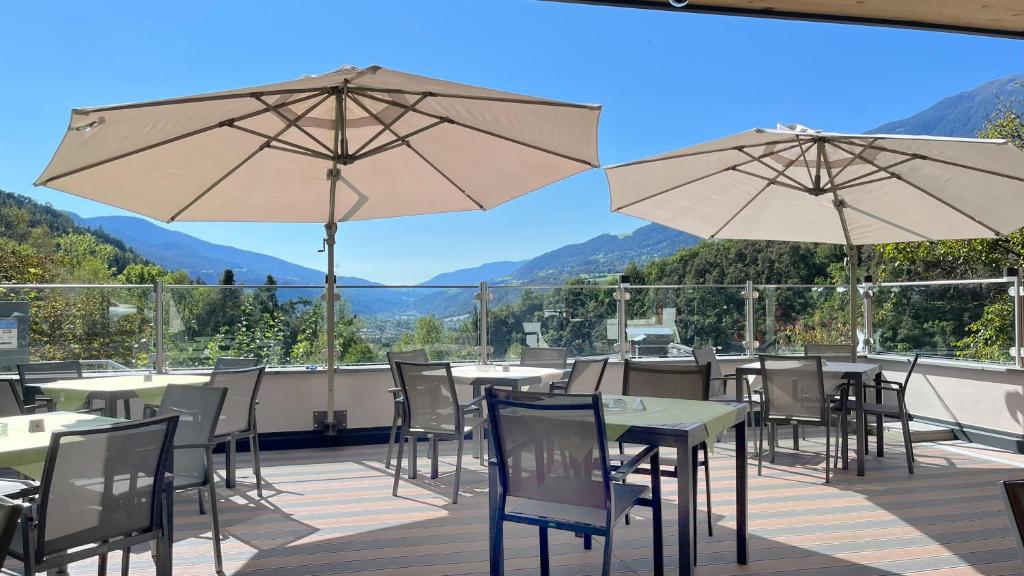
[14,430,1024,576]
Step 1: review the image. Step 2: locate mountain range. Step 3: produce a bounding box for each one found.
[70,73,1023,316]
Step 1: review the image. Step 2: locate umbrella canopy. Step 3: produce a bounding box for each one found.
[607,125,1024,355]
[36,65,601,432]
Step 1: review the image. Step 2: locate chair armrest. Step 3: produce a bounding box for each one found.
[74,406,107,415]
[610,445,659,482]
[0,478,39,500]
[861,382,903,393]
[22,402,51,415]
[174,442,219,450]
[549,379,569,394]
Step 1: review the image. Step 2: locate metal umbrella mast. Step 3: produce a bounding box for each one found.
[35,65,602,435]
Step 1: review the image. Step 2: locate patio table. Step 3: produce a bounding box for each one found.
[37,374,209,418]
[488,395,748,576]
[451,365,566,395]
[0,412,122,479]
[735,360,879,476]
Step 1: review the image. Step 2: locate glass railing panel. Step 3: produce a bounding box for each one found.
[487,284,617,362]
[340,285,480,364]
[871,280,1014,364]
[0,284,155,372]
[626,285,746,357]
[757,285,855,355]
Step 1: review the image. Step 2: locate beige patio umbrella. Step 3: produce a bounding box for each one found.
[606,124,1024,357]
[35,64,601,433]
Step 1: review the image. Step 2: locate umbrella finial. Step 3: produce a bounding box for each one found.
[778,123,820,134]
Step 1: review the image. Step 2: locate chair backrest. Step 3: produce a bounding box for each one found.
[157,385,228,490]
[206,366,264,437]
[803,343,854,361]
[213,357,260,371]
[623,360,710,400]
[485,387,612,526]
[760,354,827,422]
[17,361,82,385]
[0,380,25,418]
[396,361,461,434]
[566,358,609,393]
[691,347,726,396]
[902,353,921,388]
[35,416,178,561]
[520,347,568,370]
[387,349,429,388]
[1001,479,1024,569]
[0,495,21,570]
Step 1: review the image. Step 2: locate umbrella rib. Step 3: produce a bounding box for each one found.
[254,95,334,155]
[347,94,485,210]
[709,146,806,239]
[352,118,449,161]
[74,86,330,114]
[796,139,816,187]
[609,137,797,169]
[731,167,808,193]
[829,174,897,193]
[829,156,917,191]
[38,89,330,186]
[350,93,429,157]
[167,92,332,223]
[842,202,934,242]
[827,138,878,184]
[265,143,333,161]
[828,140,1007,238]
[227,123,333,160]
[833,140,1024,185]
[612,141,807,211]
[737,148,809,191]
[353,86,600,110]
[351,90,598,167]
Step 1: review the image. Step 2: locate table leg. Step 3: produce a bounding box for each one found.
[677,437,695,575]
[103,393,117,418]
[736,419,748,564]
[650,448,664,576]
[856,375,866,476]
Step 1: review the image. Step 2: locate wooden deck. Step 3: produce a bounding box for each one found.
[29,431,1024,575]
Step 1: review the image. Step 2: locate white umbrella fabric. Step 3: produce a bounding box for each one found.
[606,124,1024,356]
[36,65,601,432]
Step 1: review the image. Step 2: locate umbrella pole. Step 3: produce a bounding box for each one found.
[847,244,859,362]
[324,217,338,435]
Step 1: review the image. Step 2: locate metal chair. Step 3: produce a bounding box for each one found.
[8,416,178,575]
[520,347,568,370]
[485,388,663,576]
[206,366,266,497]
[0,495,23,571]
[392,361,483,504]
[1000,479,1024,571]
[837,354,920,474]
[758,355,838,482]
[549,358,608,394]
[619,359,714,536]
[213,357,261,371]
[385,350,428,470]
[0,379,50,417]
[156,384,229,574]
[16,361,81,409]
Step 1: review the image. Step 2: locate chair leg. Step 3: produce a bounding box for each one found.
[393,431,406,497]
[385,407,400,469]
[207,450,225,575]
[121,547,131,576]
[584,533,593,550]
[757,414,765,476]
[899,398,915,474]
[430,436,440,480]
[825,419,832,484]
[408,435,418,479]
[601,528,614,576]
[198,485,207,515]
[792,423,799,450]
[250,428,264,499]
[539,526,550,576]
[769,422,776,464]
[98,551,108,576]
[451,435,464,504]
[702,443,713,536]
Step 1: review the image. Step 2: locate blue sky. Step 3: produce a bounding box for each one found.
[2,0,1022,284]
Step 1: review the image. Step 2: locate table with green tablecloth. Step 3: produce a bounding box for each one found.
[38,374,209,418]
[0,412,122,479]
[488,394,748,576]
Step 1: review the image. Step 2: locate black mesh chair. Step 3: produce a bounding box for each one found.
[385,350,429,470]
[17,361,81,409]
[550,358,608,394]
[156,384,229,574]
[0,495,22,571]
[620,360,714,536]
[392,361,484,504]
[0,380,50,417]
[486,388,663,576]
[9,416,178,575]
[206,366,266,497]
[758,355,841,483]
[213,357,260,371]
[838,354,920,474]
[1001,479,1024,570]
[520,347,568,370]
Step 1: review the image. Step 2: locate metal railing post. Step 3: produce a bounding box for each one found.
[154,281,166,373]
[743,280,758,357]
[615,282,631,360]
[475,281,492,364]
[862,278,875,355]
[1014,269,1023,369]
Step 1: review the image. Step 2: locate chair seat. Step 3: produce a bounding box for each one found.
[506,482,649,528]
[861,402,904,417]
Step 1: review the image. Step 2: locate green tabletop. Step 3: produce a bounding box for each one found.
[602,395,739,450]
[0,412,123,479]
[38,374,209,411]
